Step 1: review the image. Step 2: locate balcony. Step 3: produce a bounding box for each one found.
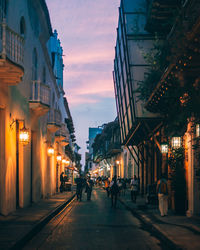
[29,81,50,116]
[106,142,122,157]
[47,108,61,132]
[145,0,181,34]
[55,123,69,141]
[0,20,24,85]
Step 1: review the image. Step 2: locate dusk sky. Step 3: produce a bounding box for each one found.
[46,0,120,166]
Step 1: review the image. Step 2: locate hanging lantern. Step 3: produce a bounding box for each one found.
[47,145,54,156]
[19,125,29,144]
[196,124,200,137]
[171,137,181,149]
[56,154,62,162]
[160,143,168,154]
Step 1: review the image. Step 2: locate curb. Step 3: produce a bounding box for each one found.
[119,198,183,250]
[10,193,76,250]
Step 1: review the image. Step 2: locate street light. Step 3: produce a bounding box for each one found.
[19,125,29,144]
[160,143,169,154]
[171,137,181,149]
[196,124,200,137]
[47,145,54,156]
[56,153,62,162]
[10,119,30,145]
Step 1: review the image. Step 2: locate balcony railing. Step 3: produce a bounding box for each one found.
[0,19,24,85]
[30,81,50,106]
[55,123,69,140]
[29,81,50,116]
[47,108,61,126]
[0,19,24,66]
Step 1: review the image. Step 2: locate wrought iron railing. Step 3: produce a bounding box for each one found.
[0,19,24,66]
[30,81,50,106]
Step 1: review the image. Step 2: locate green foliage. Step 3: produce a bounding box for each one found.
[137,37,170,101]
[168,147,186,213]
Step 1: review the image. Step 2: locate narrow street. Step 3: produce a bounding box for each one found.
[24,188,163,250]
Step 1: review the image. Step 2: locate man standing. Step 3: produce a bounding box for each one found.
[85,176,94,201]
[130,175,138,202]
[104,178,110,197]
[157,174,168,217]
[110,176,119,208]
[60,172,64,193]
[75,175,85,201]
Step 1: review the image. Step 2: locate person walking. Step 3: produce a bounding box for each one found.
[85,176,94,201]
[110,176,119,208]
[157,174,168,217]
[60,172,64,193]
[75,175,85,201]
[104,178,110,197]
[130,175,138,202]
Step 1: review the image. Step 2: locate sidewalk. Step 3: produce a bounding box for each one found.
[119,189,200,250]
[0,188,75,250]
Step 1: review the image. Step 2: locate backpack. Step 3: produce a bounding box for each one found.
[160,181,167,194]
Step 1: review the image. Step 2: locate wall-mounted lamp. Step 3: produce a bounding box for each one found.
[47,145,54,156]
[116,160,120,165]
[171,137,181,149]
[10,119,30,145]
[196,124,200,137]
[160,143,169,154]
[56,153,62,162]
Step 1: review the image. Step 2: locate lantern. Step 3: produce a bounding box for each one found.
[196,124,200,137]
[19,125,29,144]
[47,145,54,156]
[171,137,181,149]
[161,143,168,154]
[56,154,62,162]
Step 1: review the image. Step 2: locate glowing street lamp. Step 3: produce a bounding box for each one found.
[19,125,30,144]
[196,124,200,137]
[160,143,169,154]
[47,145,54,156]
[171,137,181,149]
[56,153,62,162]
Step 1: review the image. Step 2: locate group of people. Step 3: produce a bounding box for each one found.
[75,175,94,201]
[104,175,139,208]
[74,173,169,217]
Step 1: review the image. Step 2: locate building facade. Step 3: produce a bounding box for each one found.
[113,0,200,216]
[0,0,73,215]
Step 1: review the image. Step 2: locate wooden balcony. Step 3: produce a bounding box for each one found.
[29,81,50,116]
[0,20,24,85]
[47,108,61,132]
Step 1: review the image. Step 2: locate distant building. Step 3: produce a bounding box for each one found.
[85,127,103,173]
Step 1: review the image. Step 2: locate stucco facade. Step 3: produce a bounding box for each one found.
[0,0,72,215]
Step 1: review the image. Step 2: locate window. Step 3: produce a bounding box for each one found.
[32,48,38,80]
[20,17,26,36]
[42,66,46,83]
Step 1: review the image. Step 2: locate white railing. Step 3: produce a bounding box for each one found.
[30,81,50,106]
[0,19,24,66]
[47,108,61,125]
